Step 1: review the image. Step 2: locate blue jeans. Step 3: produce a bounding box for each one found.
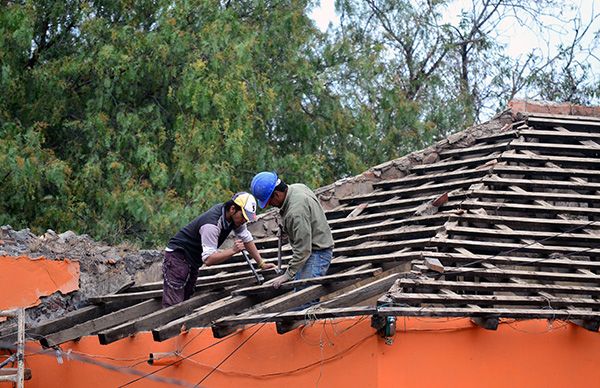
[294,248,333,310]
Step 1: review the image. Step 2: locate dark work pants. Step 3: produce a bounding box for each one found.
[162,250,199,308]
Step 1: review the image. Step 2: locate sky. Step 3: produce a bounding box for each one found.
[310,0,600,73]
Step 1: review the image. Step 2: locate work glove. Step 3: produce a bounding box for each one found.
[272,272,292,289]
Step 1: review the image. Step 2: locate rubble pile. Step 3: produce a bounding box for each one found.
[0,225,163,324]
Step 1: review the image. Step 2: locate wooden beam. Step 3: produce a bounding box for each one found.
[338,178,483,205]
[210,306,377,326]
[439,142,511,158]
[40,299,162,348]
[445,225,600,245]
[512,141,600,157]
[88,290,163,303]
[97,291,227,345]
[0,368,31,380]
[526,116,600,128]
[389,292,600,309]
[500,152,600,169]
[398,277,600,296]
[26,300,135,340]
[276,272,403,334]
[373,168,489,190]
[231,268,382,296]
[431,237,600,258]
[493,165,600,180]
[420,251,600,271]
[518,129,600,141]
[410,155,501,174]
[414,263,600,284]
[151,292,275,342]
[482,176,600,192]
[212,265,375,338]
[377,306,600,319]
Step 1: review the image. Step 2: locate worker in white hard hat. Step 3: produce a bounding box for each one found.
[162,192,276,307]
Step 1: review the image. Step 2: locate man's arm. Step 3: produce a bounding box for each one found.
[204,240,244,266]
[244,240,276,270]
[201,223,243,266]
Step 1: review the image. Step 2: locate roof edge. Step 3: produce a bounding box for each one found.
[508,99,600,120]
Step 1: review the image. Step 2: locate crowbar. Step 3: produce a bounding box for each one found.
[242,250,264,284]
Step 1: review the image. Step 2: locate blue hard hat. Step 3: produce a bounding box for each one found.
[251,171,279,208]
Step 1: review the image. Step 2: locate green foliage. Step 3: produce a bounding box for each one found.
[1,0,597,246]
[0,0,368,246]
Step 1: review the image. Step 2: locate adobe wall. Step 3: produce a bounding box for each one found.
[9,317,599,388]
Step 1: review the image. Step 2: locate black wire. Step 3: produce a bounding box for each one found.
[194,322,266,387]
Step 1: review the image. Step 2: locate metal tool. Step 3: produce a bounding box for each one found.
[242,250,264,284]
[277,224,283,274]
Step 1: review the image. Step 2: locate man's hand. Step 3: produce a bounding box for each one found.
[232,239,244,254]
[260,262,277,271]
[272,272,292,289]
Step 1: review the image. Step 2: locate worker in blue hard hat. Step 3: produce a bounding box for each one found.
[251,172,334,300]
[162,192,276,307]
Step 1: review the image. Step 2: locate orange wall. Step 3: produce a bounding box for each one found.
[0,256,79,310]
[8,317,600,388]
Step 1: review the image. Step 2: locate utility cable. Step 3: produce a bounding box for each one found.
[193,322,266,387]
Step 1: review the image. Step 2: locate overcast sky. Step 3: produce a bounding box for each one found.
[310,0,600,74]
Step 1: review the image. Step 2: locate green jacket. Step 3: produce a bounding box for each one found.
[280,183,334,277]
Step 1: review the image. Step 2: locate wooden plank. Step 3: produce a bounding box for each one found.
[373,168,489,190]
[212,265,375,337]
[460,200,600,217]
[500,153,600,169]
[88,290,163,303]
[389,292,600,308]
[453,213,600,230]
[414,264,600,284]
[331,214,449,240]
[151,292,275,342]
[326,193,464,220]
[446,225,600,244]
[334,226,440,248]
[338,178,483,204]
[377,306,600,319]
[422,251,600,271]
[197,249,425,277]
[439,142,511,158]
[409,154,500,174]
[26,300,135,339]
[526,116,600,127]
[493,165,600,180]
[483,176,600,192]
[320,272,401,309]
[40,299,162,348]
[512,141,600,157]
[328,204,459,229]
[211,306,376,326]
[470,190,600,204]
[0,369,31,380]
[432,237,600,257]
[97,291,226,345]
[518,129,600,141]
[231,268,382,296]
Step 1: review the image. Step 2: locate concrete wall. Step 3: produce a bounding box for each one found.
[9,317,599,388]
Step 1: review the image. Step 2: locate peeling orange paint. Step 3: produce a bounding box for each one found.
[11,317,600,388]
[0,256,79,310]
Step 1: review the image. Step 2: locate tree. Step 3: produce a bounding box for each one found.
[0,0,365,245]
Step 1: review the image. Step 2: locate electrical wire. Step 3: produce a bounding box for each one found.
[193,322,266,387]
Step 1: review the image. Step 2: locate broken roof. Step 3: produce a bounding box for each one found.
[6,100,600,348]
